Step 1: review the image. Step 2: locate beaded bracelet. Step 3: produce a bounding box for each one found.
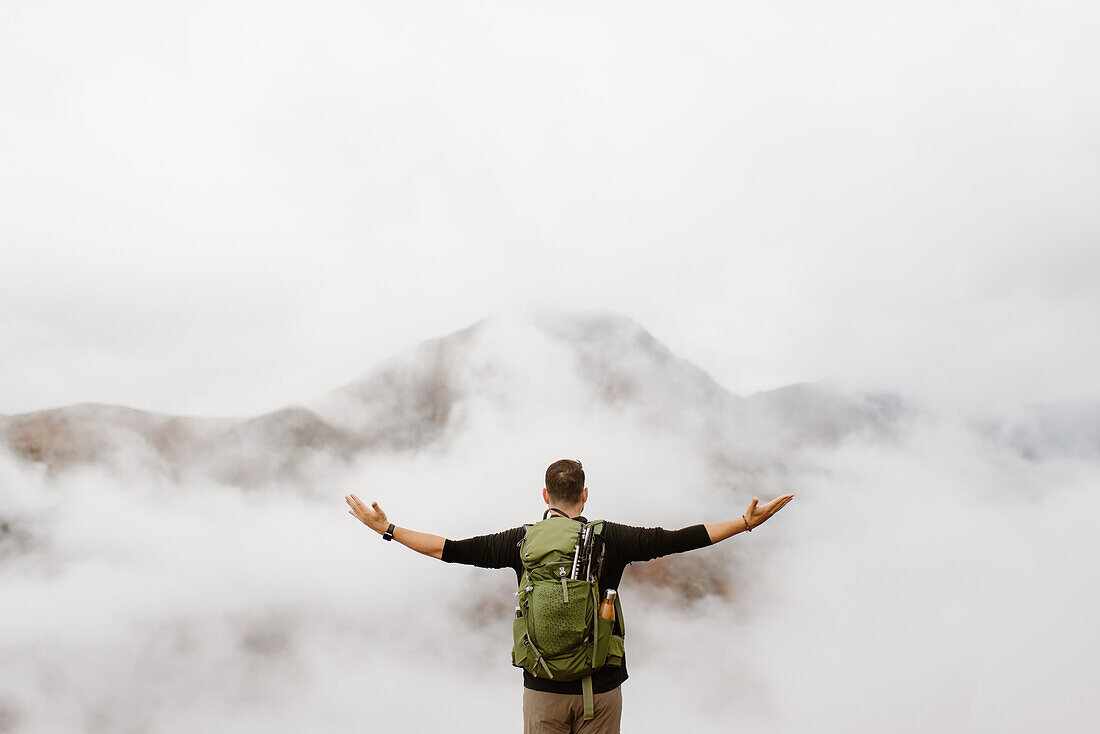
[742,515,752,532]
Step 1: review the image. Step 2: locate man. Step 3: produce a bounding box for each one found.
[346,458,794,733]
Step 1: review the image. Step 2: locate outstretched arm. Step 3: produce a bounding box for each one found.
[345,493,446,560]
[705,493,794,543]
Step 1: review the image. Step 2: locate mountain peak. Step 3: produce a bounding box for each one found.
[312,309,741,445]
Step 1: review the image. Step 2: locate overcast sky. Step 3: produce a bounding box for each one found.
[2,0,1098,417]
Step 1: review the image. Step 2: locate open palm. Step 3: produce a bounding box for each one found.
[346,493,389,534]
[745,493,794,529]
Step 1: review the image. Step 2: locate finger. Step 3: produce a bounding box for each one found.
[769,496,793,517]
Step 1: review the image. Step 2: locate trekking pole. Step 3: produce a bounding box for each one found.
[571,525,591,580]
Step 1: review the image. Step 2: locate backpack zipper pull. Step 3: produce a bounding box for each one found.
[561,577,570,603]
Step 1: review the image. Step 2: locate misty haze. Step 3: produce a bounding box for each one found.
[2,312,1097,732]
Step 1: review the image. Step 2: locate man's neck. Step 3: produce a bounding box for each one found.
[550,504,585,519]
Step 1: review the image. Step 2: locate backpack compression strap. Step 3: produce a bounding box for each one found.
[582,675,595,721]
[582,520,607,720]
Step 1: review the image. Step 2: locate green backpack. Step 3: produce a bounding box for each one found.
[511,515,626,720]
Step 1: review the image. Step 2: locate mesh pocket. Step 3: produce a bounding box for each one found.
[593,615,613,668]
[512,616,529,667]
[530,580,590,657]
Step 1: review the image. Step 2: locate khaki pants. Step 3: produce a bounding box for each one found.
[522,687,623,734]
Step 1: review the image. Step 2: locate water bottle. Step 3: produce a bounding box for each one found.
[598,589,617,621]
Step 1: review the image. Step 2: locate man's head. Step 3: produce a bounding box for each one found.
[544,458,587,509]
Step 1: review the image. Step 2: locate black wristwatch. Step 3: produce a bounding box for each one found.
[382,523,395,541]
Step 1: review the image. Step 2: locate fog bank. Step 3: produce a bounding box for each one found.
[2,384,1096,732]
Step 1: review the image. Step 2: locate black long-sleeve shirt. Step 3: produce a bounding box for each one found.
[442,517,712,694]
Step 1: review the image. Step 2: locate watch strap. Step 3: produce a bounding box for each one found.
[382,523,395,541]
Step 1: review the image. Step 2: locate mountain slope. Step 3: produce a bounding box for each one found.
[0,311,922,483]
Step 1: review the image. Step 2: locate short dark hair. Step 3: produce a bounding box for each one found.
[545,459,585,505]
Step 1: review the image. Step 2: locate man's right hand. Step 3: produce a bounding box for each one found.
[346,494,389,535]
[345,495,447,559]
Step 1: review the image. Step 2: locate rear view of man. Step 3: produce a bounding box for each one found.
[346,459,793,733]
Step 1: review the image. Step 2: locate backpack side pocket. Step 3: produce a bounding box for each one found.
[512,615,529,668]
[592,615,613,668]
[605,634,624,667]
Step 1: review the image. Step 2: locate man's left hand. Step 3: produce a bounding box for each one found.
[745,493,794,530]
